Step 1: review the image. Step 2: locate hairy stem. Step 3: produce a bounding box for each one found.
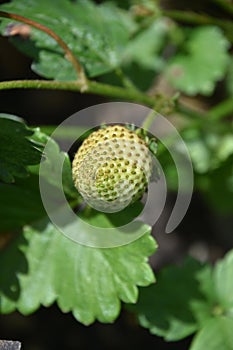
[0,79,212,122]
[0,11,88,89]
[0,79,156,106]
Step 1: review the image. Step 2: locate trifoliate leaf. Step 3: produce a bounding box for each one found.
[0,114,42,183]
[0,0,136,79]
[128,258,212,341]
[190,317,233,350]
[0,220,156,325]
[166,26,230,96]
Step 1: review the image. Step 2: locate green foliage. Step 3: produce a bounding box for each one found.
[0,0,233,348]
[29,128,78,199]
[0,220,156,324]
[190,317,233,350]
[190,249,233,349]
[0,0,135,80]
[128,259,212,341]
[0,174,46,232]
[122,18,168,70]
[0,114,42,183]
[197,155,233,214]
[166,27,230,96]
[183,128,233,174]
[0,114,157,324]
[130,250,233,349]
[179,125,233,214]
[0,116,83,232]
[120,17,170,90]
[157,123,233,212]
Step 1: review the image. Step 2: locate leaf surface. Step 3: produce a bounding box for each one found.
[0,114,42,183]
[166,27,230,95]
[190,317,233,350]
[0,220,156,324]
[123,19,168,70]
[129,258,213,341]
[0,0,135,79]
[213,249,233,311]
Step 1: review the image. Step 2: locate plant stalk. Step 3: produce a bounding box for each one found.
[0,79,156,107]
[0,10,88,89]
[207,98,233,121]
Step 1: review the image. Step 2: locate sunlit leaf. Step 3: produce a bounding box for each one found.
[0,220,156,324]
[0,0,136,79]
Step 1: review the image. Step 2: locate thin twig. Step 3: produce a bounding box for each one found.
[0,11,88,90]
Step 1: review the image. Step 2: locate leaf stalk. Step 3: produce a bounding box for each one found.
[0,10,88,89]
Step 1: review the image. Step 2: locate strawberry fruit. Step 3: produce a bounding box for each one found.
[72,125,152,212]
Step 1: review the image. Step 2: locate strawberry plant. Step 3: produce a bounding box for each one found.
[0,1,233,349]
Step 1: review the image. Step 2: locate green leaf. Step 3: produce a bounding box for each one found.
[129,258,212,341]
[0,220,156,325]
[198,155,233,214]
[0,114,42,183]
[190,317,233,350]
[0,174,46,232]
[122,18,168,70]
[213,249,233,311]
[0,124,82,232]
[80,202,143,228]
[29,128,78,199]
[182,128,233,174]
[0,0,136,79]
[166,26,230,96]
[118,18,170,91]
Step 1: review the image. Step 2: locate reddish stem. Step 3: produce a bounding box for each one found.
[0,10,88,90]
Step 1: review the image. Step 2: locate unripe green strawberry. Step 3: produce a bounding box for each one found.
[72,125,152,212]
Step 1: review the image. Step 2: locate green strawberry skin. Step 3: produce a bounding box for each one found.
[72,125,152,212]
